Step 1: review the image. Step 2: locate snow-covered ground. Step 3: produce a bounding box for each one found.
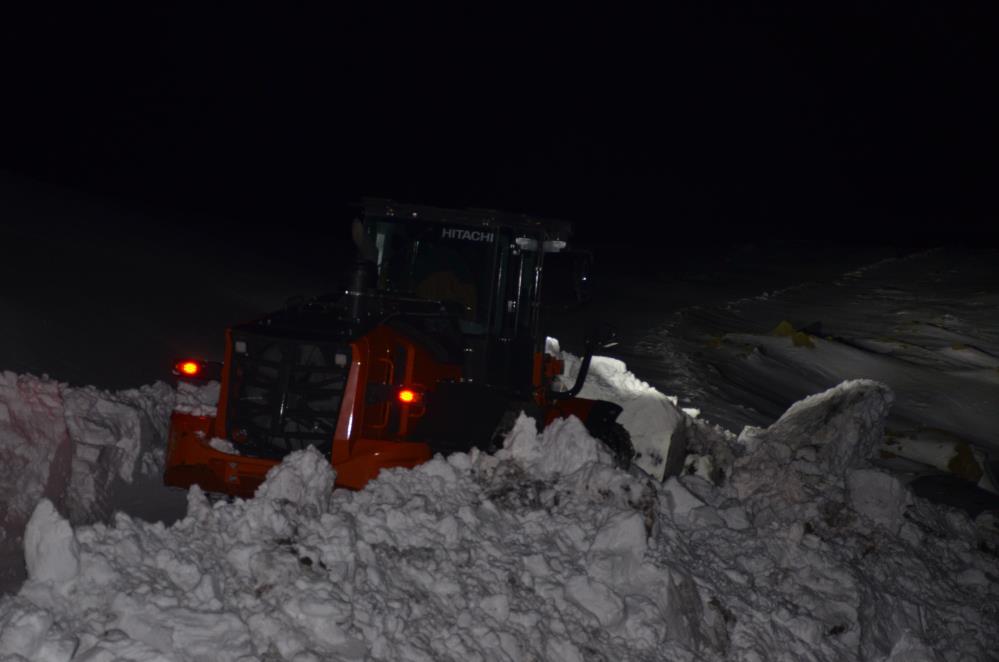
[621,246,999,500]
[628,247,999,447]
[1,176,997,659]
[1,369,997,661]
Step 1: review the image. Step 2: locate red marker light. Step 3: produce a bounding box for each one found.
[178,361,201,376]
[397,388,420,404]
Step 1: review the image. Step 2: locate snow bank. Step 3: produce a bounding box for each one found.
[2,377,995,661]
[0,373,207,594]
[0,373,72,593]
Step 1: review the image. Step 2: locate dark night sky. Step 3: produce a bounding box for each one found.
[2,4,997,263]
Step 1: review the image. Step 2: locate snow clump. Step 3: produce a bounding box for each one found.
[23,499,79,586]
[254,445,337,515]
[498,412,612,476]
[173,380,220,417]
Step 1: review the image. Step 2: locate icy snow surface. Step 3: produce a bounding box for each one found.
[629,247,999,455]
[2,369,997,660]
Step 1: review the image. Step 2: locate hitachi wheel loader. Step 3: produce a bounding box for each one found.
[164,199,645,495]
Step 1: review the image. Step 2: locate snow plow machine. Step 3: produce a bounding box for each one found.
[164,198,642,496]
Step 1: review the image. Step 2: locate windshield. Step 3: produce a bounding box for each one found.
[367,219,501,327]
[363,217,547,342]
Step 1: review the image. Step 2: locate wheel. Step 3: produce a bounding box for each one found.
[592,421,635,470]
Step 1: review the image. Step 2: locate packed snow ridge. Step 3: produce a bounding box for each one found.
[0,375,212,593]
[2,357,997,661]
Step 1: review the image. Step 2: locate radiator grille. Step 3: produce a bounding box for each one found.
[226,333,349,457]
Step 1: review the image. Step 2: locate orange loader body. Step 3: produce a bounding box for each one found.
[164,325,587,493]
[164,199,625,496]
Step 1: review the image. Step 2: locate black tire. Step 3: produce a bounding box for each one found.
[593,421,635,470]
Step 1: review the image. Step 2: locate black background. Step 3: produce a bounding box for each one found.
[3,4,996,270]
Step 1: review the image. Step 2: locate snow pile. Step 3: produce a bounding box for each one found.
[254,445,336,514]
[59,381,176,522]
[682,379,998,660]
[2,377,996,660]
[0,372,173,525]
[0,373,212,594]
[174,380,220,417]
[733,379,894,482]
[501,413,612,476]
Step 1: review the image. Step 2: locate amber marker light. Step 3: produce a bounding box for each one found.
[397,388,421,404]
[178,361,201,376]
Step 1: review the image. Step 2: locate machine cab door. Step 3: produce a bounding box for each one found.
[483,233,546,394]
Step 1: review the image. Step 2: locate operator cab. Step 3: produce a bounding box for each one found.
[356,198,572,396]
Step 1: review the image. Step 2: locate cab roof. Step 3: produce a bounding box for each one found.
[359,197,572,241]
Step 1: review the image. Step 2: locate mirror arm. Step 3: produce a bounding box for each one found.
[549,340,595,400]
